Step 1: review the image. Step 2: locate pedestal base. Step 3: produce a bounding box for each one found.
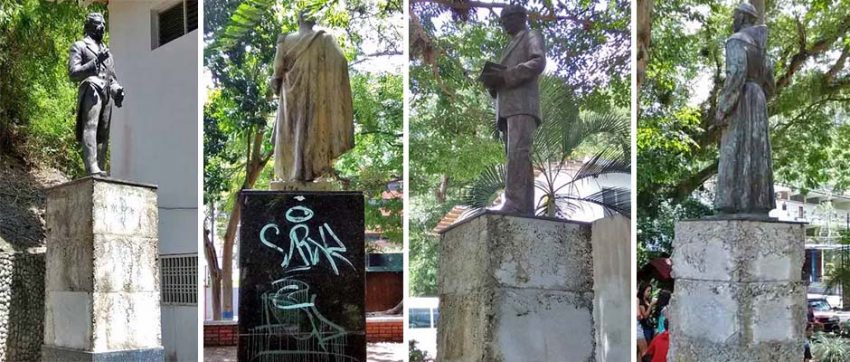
[43,177,163,360]
[437,212,596,361]
[668,219,806,362]
[42,346,164,362]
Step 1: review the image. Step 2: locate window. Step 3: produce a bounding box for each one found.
[153,0,198,49]
[409,308,432,328]
[602,187,622,207]
[161,254,198,305]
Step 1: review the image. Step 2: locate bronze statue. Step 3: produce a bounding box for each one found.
[69,12,124,176]
[269,11,354,183]
[714,3,775,217]
[480,5,546,216]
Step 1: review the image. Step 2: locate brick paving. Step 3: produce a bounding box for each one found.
[203,343,404,362]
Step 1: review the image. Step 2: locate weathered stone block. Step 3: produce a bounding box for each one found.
[672,220,804,282]
[437,212,595,362]
[668,219,805,362]
[43,177,163,360]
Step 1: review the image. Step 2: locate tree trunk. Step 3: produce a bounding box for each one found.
[221,126,271,319]
[750,0,765,25]
[435,174,449,203]
[636,0,653,102]
[203,221,222,320]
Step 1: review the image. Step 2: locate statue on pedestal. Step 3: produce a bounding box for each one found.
[480,4,546,216]
[713,3,775,218]
[269,11,354,183]
[69,12,125,176]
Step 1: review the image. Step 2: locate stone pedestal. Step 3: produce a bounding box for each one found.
[42,177,163,361]
[668,219,806,361]
[238,191,365,362]
[436,211,596,361]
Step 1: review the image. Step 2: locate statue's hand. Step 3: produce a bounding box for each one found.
[268,77,282,96]
[114,87,125,107]
[714,109,727,127]
[481,70,505,89]
[97,50,110,65]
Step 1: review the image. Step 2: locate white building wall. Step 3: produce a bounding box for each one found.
[107,1,198,361]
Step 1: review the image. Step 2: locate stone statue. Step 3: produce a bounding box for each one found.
[69,12,124,176]
[713,3,775,217]
[480,4,546,216]
[269,11,354,183]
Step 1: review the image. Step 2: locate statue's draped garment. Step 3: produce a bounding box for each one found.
[715,25,775,214]
[271,29,354,182]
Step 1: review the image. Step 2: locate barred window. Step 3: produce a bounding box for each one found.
[152,0,199,49]
[161,254,198,305]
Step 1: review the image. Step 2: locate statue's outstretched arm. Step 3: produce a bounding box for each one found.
[503,31,546,88]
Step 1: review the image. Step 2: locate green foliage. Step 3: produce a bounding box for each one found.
[637,197,713,260]
[409,2,631,293]
[0,0,103,175]
[813,333,850,362]
[463,76,631,218]
[204,0,403,243]
[638,0,850,248]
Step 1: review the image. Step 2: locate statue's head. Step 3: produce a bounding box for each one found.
[298,9,317,29]
[733,3,758,32]
[500,4,528,36]
[84,12,106,42]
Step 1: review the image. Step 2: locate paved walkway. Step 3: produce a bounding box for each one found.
[203,343,404,362]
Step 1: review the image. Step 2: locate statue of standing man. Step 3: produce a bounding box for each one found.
[480,5,546,216]
[69,12,124,176]
[269,10,354,183]
[714,3,775,218]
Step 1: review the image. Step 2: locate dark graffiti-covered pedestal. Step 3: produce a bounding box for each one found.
[238,191,365,362]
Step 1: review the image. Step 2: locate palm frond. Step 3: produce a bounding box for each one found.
[462,163,505,209]
[214,0,277,51]
[556,187,631,218]
[570,148,631,184]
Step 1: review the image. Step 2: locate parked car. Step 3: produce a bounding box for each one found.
[809,297,841,332]
[408,297,439,360]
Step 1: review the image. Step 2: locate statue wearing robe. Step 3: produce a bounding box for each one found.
[714,4,775,216]
[269,20,354,182]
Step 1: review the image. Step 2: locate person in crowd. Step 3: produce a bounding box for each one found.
[644,319,670,362]
[653,290,671,336]
[637,283,655,361]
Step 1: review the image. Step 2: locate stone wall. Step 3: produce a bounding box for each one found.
[0,249,45,362]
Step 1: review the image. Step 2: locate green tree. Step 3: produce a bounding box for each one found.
[0,0,104,175]
[638,0,850,247]
[409,1,630,295]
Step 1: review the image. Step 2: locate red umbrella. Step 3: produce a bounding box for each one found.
[641,258,672,281]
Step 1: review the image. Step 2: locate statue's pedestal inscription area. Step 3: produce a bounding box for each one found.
[668,219,806,361]
[238,191,365,362]
[437,213,597,362]
[43,177,163,361]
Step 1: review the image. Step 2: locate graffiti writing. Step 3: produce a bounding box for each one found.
[259,205,354,275]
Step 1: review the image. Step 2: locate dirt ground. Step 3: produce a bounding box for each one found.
[203,343,406,362]
[0,155,67,250]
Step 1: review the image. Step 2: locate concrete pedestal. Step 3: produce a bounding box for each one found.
[238,191,366,362]
[668,219,806,361]
[436,211,597,361]
[43,177,163,361]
